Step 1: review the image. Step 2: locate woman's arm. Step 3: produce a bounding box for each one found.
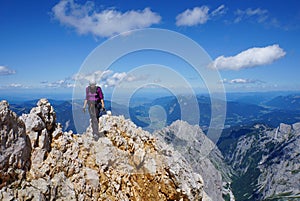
[101,99,105,109]
[83,99,88,112]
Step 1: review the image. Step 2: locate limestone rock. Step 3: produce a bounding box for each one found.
[292,122,300,132]
[155,120,234,201]
[20,99,56,151]
[0,99,206,201]
[279,123,291,134]
[225,123,300,200]
[0,100,31,188]
[18,99,62,181]
[257,124,300,200]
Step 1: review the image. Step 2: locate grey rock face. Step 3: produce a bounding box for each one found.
[0,100,31,188]
[257,123,300,200]
[227,123,300,200]
[21,98,57,151]
[20,99,61,179]
[155,120,234,201]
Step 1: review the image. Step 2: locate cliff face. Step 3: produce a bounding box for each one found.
[257,123,300,200]
[155,121,234,201]
[226,123,300,201]
[0,99,206,201]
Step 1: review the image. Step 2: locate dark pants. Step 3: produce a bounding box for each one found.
[88,102,101,134]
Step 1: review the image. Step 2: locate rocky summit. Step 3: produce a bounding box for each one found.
[0,99,209,201]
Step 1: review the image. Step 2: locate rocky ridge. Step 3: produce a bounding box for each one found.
[0,99,207,201]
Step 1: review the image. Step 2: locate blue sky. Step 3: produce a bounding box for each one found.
[0,0,300,98]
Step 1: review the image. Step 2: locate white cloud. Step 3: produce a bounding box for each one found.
[73,70,147,88]
[8,83,23,88]
[105,72,127,87]
[176,5,226,26]
[52,0,161,37]
[230,78,251,84]
[176,6,209,26]
[234,8,269,23]
[104,72,148,87]
[43,79,75,88]
[0,83,29,89]
[72,70,114,87]
[0,66,16,76]
[1,70,146,89]
[211,5,226,17]
[221,78,264,84]
[233,7,282,29]
[210,44,286,70]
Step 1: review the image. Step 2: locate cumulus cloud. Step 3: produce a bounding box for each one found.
[0,66,16,76]
[73,70,115,87]
[43,70,148,89]
[73,70,148,88]
[103,72,148,87]
[176,5,226,26]
[105,72,127,87]
[210,44,286,70]
[52,0,161,37]
[176,6,209,26]
[72,70,112,84]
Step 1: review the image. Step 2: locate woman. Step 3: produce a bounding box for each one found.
[83,80,105,135]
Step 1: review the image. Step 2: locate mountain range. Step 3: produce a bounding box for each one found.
[7,92,300,134]
[1,92,300,200]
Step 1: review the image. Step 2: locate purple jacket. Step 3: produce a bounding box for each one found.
[86,86,103,102]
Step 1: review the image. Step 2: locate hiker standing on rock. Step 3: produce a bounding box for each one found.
[83,80,105,135]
